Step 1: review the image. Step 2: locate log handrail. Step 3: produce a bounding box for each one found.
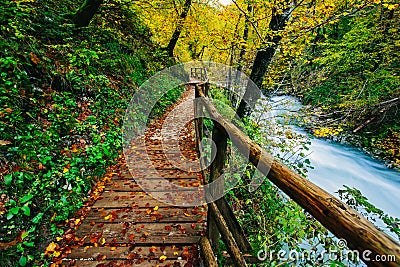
[191,68,400,267]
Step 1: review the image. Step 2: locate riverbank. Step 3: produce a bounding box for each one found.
[296,103,400,171]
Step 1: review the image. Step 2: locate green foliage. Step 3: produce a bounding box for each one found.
[0,0,172,265]
[291,3,400,163]
[338,186,400,239]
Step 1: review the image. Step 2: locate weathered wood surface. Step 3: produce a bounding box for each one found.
[208,202,248,267]
[70,259,189,267]
[62,88,205,267]
[199,237,218,267]
[196,87,400,267]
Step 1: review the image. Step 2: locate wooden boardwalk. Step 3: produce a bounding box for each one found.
[62,88,206,267]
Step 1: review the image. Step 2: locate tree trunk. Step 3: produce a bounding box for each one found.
[227,13,242,103]
[236,3,294,118]
[73,0,103,27]
[166,0,192,57]
[235,5,252,80]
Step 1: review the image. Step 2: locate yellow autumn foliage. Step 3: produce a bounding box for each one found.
[313,126,343,137]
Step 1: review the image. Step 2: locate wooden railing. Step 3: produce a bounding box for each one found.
[191,67,208,82]
[190,69,400,267]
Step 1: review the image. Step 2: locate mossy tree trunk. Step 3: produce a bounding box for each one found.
[73,0,103,27]
[237,3,294,118]
[166,0,192,57]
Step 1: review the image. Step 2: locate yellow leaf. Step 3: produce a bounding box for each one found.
[100,238,106,245]
[45,242,57,255]
[104,214,112,220]
[63,167,69,173]
[159,255,167,261]
[154,206,159,211]
[110,247,116,251]
[173,251,179,256]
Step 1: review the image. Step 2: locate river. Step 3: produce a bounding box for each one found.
[255,95,400,220]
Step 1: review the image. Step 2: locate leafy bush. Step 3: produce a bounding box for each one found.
[0,0,173,265]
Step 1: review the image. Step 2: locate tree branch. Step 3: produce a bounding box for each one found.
[231,0,266,44]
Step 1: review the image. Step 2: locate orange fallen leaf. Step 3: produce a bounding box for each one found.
[30,52,40,64]
[0,140,12,146]
[44,242,57,256]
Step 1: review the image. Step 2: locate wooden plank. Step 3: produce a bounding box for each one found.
[86,207,206,223]
[62,259,190,267]
[77,236,201,247]
[126,144,197,154]
[74,222,205,244]
[112,169,200,180]
[126,145,195,154]
[105,178,202,192]
[67,245,197,260]
[128,153,199,164]
[92,192,203,208]
[198,89,400,266]
[124,159,176,170]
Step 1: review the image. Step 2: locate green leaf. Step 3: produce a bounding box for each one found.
[21,206,30,216]
[20,195,33,204]
[21,231,29,240]
[19,256,27,266]
[9,199,16,206]
[10,207,20,215]
[31,212,43,224]
[6,212,14,220]
[4,174,12,185]
[23,241,34,247]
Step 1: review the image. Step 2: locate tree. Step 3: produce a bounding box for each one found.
[73,0,103,27]
[166,0,193,57]
[237,1,295,118]
[236,4,252,78]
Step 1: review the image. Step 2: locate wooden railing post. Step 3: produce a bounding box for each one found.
[194,84,204,142]
[199,237,218,267]
[209,202,248,267]
[206,124,227,251]
[192,69,254,266]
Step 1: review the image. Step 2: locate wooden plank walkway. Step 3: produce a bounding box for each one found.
[60,88,206,267]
